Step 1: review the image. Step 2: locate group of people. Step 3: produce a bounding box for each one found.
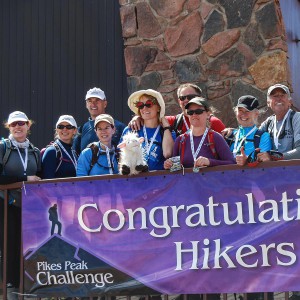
[0,82,299,298]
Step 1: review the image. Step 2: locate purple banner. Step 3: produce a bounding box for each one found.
[22,164,300,297]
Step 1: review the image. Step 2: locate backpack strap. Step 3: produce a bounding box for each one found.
[173,113,184,136]
[265,110,296,139]
[87,142,100,175]
[207,129,218,159]
[52,142,63,172]
[1,138,41,172]
[252,130,265,149]
[225,132,235,147]
[234,129,264,152]
[265,115,275,138]
[29,143,41,166]
[2,138,12,168]
[178,133,188,164]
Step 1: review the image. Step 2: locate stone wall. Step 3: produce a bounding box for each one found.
[119,0,289,126]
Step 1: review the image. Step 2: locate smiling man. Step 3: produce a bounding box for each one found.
[257,84,300,160]
[73,87,125,154]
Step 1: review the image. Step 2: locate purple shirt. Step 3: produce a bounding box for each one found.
[173,130,236,167]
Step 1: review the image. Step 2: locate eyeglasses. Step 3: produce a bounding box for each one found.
[9,121,27,127]
[134,99,157,109]
[57,124,75,130]
[187,109,206,116]
[179,94,199,101]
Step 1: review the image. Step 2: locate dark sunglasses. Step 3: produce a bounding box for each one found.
[179,94,199,101]
[57,124,75,130]
[135,99,157,109]
[9,121,27,127]
[187,109,206,116]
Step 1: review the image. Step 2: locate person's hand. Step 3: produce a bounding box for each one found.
[128,116,143,131]
[27,175,41,181]
[235,146,247,166]
[164,159,173,170]
[257,151,271,162]
[161,117,171,128]
[195,156,210,167]
[221,127,234,138]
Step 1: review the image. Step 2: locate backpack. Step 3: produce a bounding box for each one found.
[264,110,296,140]
[86,142,120,175]
[173,113,184,137]
[226,129,265,151]
[178,129,218,164]
[1,138,40,171]
[40,142,63,173]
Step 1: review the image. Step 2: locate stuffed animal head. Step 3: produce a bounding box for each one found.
[118,132,144,151]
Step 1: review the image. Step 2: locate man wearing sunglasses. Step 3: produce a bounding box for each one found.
[129,83,225,136]
[73,87,125,154]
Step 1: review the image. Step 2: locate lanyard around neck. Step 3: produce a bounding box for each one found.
[16,147,28,175]
[274,110,290,150]
[189,128,209,162]
[233,126,257,157]
[56,140,78,169]
[142,125,161,158]
[99,142,114,174]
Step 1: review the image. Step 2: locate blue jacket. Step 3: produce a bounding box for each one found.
[76,142,119,176]
[230,126,272,158]
[42,140,78,179]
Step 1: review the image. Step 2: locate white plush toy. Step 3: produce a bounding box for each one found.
[117,132,149,175]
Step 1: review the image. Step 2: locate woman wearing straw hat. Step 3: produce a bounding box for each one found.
[122,89,174,171]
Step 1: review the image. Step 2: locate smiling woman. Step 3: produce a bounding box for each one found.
[226,96,272,166]
[164,97,235,172]
[120,89,174,171]
[76,114,119,176]
[0,110,41,291]
[41,115,78,179]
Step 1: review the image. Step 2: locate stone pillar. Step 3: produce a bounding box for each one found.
[119,0,289,126]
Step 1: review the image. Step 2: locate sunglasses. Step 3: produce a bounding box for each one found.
[134,99,157,110]
[57,124,75,130]
[187,109,206,116]
[179,94,199,101]
[9,121,27,127]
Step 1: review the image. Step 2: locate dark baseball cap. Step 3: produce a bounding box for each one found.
[185,97,209,110]
[236,95,259,111]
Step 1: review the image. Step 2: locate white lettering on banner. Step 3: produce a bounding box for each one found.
[77,190,300,238]
[64,260,88,270]
[36,271,114,287]
[76,189,300,272]
[37,261,62,271]
[174,239,296,270]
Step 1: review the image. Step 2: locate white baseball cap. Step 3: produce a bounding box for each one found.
[7,111,29,125]
[267,84,291,98]
[56,115,77,128]
[85,87,106,101]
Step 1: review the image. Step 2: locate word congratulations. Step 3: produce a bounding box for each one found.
[78,190,300,238]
